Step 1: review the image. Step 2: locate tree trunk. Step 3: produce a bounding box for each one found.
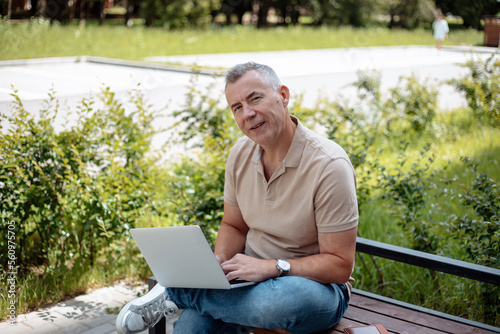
[124,0,131,26]
[30,0,39,16]
[80,0,86,24]
[7,0,12,19]
[257,0,269,28]
[98,0,105,26]
[69,0,76,22]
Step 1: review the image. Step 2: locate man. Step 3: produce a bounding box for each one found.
[116,62,358,334]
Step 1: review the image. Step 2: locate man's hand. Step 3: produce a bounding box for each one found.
[215,255,226,266]
[220,253,277,282]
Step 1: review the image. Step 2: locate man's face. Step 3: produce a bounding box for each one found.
[225,70,289,148]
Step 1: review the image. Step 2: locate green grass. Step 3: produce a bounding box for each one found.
[0,19,484,61]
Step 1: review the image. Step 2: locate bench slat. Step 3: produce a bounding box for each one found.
[347,292,498,334]
[343,306,447,334]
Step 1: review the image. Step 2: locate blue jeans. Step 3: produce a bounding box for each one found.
[166,276,349,334]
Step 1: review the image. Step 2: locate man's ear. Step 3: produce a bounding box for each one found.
[279,85,290,107]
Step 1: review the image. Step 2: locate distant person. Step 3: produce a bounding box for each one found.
[432,14,449,50]
[115,62,358,333]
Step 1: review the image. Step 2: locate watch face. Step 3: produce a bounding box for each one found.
[278,259,291,271]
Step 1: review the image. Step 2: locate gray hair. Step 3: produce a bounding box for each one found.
[225,62,282,91]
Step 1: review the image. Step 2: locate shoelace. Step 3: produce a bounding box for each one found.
[137,296,175,328]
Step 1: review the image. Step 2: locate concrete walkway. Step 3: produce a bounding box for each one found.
[0,281,179,334]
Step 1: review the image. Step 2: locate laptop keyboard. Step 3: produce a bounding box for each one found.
[229,278,250,285]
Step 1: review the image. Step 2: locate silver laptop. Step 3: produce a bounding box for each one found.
[130,225,256,289]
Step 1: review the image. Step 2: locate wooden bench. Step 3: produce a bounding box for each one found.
[148,237,500,334]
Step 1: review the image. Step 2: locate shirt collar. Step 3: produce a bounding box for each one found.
[284,116,305,168]
[251,115,305,168]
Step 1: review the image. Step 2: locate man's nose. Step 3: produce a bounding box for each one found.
[242,105,256,120]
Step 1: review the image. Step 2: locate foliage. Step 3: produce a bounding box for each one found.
[448,54,500,126]
[307,0,375,27]
[141,0,220,28]
[0,86,163,276]
[4,0,493,30]
[168,75,238,246]
[435,0,500,29]
[385,74,439,134]
[337,69,439,136]
[443,157,499,268]
[384,0,436,29]
[440,157,499,324]
[378,143,439,253]
[168,148,227,247]
[171,75,237,150]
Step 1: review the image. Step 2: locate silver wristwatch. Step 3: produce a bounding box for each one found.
[276,259,291,277]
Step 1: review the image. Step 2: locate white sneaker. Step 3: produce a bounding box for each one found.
[116,284,179,334]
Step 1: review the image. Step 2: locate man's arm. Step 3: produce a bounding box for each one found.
[215,202,278,282]
[214,202,249,264]
[288,227,357,284]
[219,226,357,284]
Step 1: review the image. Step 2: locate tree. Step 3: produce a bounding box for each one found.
[435,0,500,29]
[212,0,253,25]
[308,0,374,27]
[384,0,436,29]
[7,0,12,19]
[142,0,220,28]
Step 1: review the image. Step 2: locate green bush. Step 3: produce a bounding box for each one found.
[448,54,500,126]
[0,87,163,275]
[169,76,238,245]
[385,74,439,134]
[441,157,499,324]
[141,0,219,28]
[378,143,440,253]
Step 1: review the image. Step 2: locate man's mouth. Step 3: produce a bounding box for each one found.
[250,122,265,130]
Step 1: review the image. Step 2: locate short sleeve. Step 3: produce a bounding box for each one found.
[224,148,238,207]
[314,158,359,233]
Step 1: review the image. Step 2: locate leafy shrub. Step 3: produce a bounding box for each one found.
[141,0,218,28]
[169,76,238,246]
[172,75,238,150]
[385,74,439,134]
[168,148,226,246]
[0,87,163,275]
[441,157,499,325]
[448,54,500,126]
[378,143,440,253]
[344,69,439,136]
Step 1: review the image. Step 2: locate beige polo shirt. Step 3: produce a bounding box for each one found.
[224,116,358,261]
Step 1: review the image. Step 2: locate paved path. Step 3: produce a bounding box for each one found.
[0,281,179,334]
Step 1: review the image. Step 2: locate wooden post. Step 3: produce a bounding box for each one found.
[148,277,166,334]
